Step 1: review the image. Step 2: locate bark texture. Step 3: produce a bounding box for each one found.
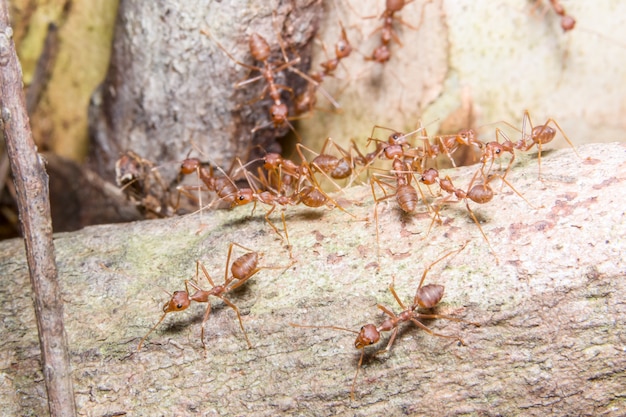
[0,2,76,415]
[87,0,322,183]
[0,143,624,416]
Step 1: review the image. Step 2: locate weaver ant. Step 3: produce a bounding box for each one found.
[360,0,430,63]
[176,157,241,207]
[410,123,484,169]
[480,110,580,180]
[201,29,306,138]
[295,138,365,190]
[226,161,297,249]
[295,21,353,115]
[534,0,576,32]
[290,242,478,399]
[421,164,535,264]
[138,243,292,351]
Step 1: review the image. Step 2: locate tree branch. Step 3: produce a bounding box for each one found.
[0,143,623,415]
[0,2,76,416]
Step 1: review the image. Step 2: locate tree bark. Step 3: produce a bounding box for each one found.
[0,2,77,415]
[87,0,322,184]
[0,143,624,416]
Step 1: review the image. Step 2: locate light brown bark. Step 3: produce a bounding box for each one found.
[0,143,624,416]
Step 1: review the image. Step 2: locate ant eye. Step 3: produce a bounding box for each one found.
[239,195,245,201]
[495,149,501,154]
[176,304,183,309]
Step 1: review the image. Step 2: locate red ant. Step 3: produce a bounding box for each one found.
[138,243,292,351]
[549,0,576,31]
[534,0,576,32]
[201,29,305,138]
[409,122,484,169]
[420,165,536,264]
[295,138,366,190]
[176,157,240,206]
[369,157,437,259]
[225,158,297,249]
[259,151,304,195]
[295,21,353,115]
[480,110,580,180]
[290,242,478,399]
[361,0,430,63]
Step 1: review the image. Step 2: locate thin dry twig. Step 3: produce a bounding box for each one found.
[0,2,77,416]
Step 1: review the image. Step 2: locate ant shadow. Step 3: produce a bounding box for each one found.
[293,210,325,222]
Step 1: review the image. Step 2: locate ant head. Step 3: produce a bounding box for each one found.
[483,142,503,160]
[460,129,481,147]
[263,153,283,170]
[163,291,191,313]
[420,168,438,185]
[270,103,288,125]
[115,152,145,187]
[180,158,200,175]
[388,132,404,145]
[415,284,445,309]
[354,324,380,349]
[232,188,254,207]
[336,38,352,59]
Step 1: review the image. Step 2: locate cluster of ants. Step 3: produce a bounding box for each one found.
[121,0,580,400]
[129,106,579,398]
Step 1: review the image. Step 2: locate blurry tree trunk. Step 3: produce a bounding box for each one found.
[87,0,322,184]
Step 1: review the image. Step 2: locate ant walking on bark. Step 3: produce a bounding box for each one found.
[290,242,478,399]
[138,243,293,351]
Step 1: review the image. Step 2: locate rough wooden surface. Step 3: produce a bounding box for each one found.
[87,0,322,183]
[0,143,625,416]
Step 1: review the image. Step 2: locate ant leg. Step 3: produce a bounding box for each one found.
[416,241,469,291]
[415,313,480,328]
[137,312,167,351]
[351,349,366,401]
[408,318,467,346]
[388,277,408,310]
[464,200,499,265]
[218,296,252,349]
[199,302,214,352]
[264,204,286,240]
[375,326,400,356]
[492,173,539,209]
[197,261,217,287]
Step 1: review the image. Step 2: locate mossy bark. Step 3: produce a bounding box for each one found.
[0,143,624,416]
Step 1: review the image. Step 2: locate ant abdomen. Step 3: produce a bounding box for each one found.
[231,252,259,281]
[415,284,444,309]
